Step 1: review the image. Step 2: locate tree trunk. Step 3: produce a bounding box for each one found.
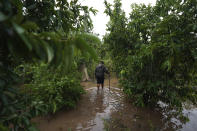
[81,63,90,81]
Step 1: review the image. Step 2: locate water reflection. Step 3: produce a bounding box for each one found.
[34,86,197,131]
[95,89,104,113]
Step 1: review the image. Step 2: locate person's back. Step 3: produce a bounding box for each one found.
[95,61,109,89]
[95,64,105,78]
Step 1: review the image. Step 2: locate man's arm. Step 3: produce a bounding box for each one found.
[95,68,97,77]
[94,69,96,77]
[104,66,109,74]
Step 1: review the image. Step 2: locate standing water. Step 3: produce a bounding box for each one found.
[34,78,197,131]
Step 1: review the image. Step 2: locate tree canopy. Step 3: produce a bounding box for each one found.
[104,0,197,107]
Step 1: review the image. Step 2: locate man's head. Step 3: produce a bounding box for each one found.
[100,61,104,65]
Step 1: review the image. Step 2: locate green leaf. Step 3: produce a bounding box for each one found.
[0,12,8,21]
[74,34,97,60]
[21,21,39,31]
[11,0,23,24]
[12,22,32,51]
[52,102,57,113]
[45,44,54,63]
[13,22,24,34]
[161,60,171,71]
[23,116,30,126]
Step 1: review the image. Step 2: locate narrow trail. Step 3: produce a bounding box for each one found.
[34,77,197,131]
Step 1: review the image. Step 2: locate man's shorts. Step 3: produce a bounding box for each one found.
[96,77,104,84]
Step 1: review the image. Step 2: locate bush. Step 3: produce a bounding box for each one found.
[16,63,84,113]
[0,62,84,130]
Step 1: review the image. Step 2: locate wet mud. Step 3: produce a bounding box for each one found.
[34,78,197,131]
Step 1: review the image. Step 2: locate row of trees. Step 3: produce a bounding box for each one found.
[0,0,101,130]
[104,0,197,108]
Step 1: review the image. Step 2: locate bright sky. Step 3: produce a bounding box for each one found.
[80,0,156,39]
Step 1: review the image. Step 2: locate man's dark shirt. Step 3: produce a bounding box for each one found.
[95,64,109,79]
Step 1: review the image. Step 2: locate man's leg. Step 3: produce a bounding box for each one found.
[101,83,104,89]
[101,78,104,89]
[97,83,100,90]
[96,77,100,90]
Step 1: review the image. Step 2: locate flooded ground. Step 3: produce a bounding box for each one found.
[34,78,197,131]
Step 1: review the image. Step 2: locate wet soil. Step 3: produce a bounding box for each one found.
[34,77,197,131]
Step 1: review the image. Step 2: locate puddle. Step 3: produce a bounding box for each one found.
[34,78,197,131]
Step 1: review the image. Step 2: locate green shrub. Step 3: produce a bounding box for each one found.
[16,63,84,113]
[0,124,8,131]
[0,0,96,130]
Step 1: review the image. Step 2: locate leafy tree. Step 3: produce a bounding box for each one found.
[23,0,96,32]
[76,33,102,81]
[104,0,197,109]
[104,0,129,74]
[0,0,97,130]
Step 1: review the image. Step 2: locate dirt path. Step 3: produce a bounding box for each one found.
[34,77,197,131]
[80,77,119,89]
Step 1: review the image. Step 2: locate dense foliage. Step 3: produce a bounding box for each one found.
[75,33,102,79]
[2,0,197,129]
[0,0,99,130]
[15,63,84,112]
[104,0,197,108]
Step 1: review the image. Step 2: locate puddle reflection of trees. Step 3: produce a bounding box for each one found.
[104,97,195,131]
[156,103,195,131]
[86,88,197,131]
[35,87,108,131]
[77,88,107,130]
[36,87,197,131]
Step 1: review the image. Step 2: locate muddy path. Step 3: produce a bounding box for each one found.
[34,77,197,131]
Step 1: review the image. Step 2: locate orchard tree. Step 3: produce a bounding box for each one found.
[104,0,130,73]
[0,0,97,130]
[104,0,197,108]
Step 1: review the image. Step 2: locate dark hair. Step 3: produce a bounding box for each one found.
[100,61,104,64]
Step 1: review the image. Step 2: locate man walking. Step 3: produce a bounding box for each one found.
[95,61,109,89]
